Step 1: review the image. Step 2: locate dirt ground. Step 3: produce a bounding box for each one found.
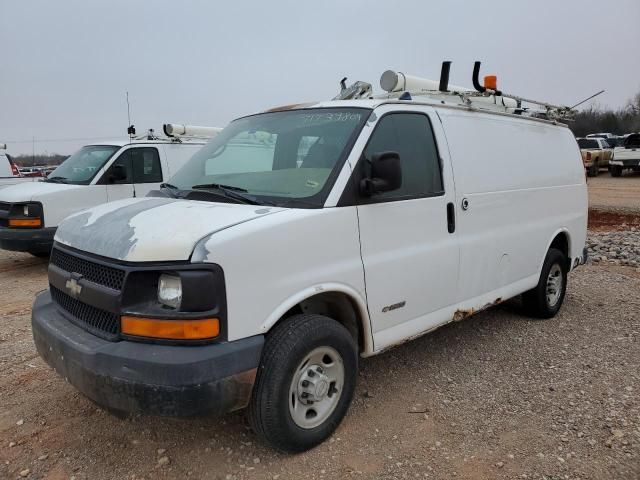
[587,172,640,214]
[1,177,639,480]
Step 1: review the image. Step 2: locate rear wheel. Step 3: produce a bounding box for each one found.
[611,166,623,177]
[522,248,568,319]
[588,160,599,177]
[248,314,358,452]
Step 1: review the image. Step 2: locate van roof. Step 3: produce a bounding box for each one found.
[265,98,570,128]
[84,138,209,148]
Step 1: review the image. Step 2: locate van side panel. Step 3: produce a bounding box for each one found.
[161,144,202,179]
[438,110,587,303]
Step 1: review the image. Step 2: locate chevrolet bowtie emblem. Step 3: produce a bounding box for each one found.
[65,277,82,298]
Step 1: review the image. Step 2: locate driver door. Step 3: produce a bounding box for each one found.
[101,148,134,201]
[353,108,459,350]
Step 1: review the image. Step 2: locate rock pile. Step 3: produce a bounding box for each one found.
[587,229,640,267]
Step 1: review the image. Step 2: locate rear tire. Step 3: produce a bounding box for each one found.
[248,314,358,453]
[588,160,599,177]
[522,248,568,319]
[611,166,622,177]
[28,250,50,259]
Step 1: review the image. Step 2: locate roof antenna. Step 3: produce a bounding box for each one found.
[126,92,135,141]
[569,90,605,110]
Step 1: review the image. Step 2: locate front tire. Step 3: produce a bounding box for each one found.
[28,250,50,259]
[248,314,358,452]
[611,166,622,177]
[522,248,568,319]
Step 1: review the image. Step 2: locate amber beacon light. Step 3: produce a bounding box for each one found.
[484,75,498,91]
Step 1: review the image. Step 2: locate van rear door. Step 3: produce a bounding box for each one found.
[353,106,459,349]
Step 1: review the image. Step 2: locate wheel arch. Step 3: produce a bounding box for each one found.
[260,283,374,356]
[543,229,572,271]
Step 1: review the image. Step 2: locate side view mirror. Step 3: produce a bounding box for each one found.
[360,151,402,196]
[109,164,127,183]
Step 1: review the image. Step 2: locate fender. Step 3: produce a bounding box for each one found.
[259,282,375,356]
[539,227,572,274]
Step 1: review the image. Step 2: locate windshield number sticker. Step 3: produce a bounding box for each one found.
[301,112,361,123]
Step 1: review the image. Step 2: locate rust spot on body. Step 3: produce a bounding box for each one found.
[453,309,474,322]
[452,298,502,322]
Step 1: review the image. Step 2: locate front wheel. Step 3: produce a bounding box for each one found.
[611,166,622,177]
[28,250,50,259]
[248,314,358,452]
[522,248,568,319]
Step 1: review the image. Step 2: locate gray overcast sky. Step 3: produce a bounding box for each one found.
[1,0,639,155]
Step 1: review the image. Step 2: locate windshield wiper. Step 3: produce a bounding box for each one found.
[158,183,186,199]
[43,176,68,184]
[192,183,249,192]
[190,183,268,205]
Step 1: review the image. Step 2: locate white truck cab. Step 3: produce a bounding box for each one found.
[609,132,640,177]
[32,63,588,452]
[0,126,219,255]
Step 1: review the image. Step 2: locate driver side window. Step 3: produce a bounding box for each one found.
[361,113,444,201]
[101,150,133,184]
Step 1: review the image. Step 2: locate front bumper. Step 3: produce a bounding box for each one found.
[0,226,56,253]
[32,291,264,416]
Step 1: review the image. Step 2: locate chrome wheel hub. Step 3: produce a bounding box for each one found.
[546,264,563,307]
[289,346,344,429]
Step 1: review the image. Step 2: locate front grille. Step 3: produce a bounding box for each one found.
[51,286,119,340]
[0,202,9,227]
[50,248,125,291]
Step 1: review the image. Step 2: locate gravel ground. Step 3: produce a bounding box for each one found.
[588,230,640,267]
[0,247,639,480]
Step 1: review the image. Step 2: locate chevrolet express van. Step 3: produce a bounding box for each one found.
[32,69,588,452]
[0,127,218,256]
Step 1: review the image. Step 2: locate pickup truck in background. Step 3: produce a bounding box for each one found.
[609,133,640,177]
[576,137,614,176]
[0,150,38,189]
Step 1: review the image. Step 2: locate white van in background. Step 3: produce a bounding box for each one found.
[32,63,588,452]
[0,125,220,256]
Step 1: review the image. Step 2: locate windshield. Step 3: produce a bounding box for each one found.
[46,145,120,184]
[169,108,369,207]
[577,139,599,149]
[625,134,640,148]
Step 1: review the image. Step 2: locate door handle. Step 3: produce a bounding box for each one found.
[446,202,455,234]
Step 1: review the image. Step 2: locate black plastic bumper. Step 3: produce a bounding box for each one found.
[32,291,264,416]
[0,226,56,253]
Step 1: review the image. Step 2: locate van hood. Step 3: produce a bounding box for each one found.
[0,181,84,202]
[55,197,284,262]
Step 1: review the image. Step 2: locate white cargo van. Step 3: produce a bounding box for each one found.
[32,63,587,452]
[0,126,219,256]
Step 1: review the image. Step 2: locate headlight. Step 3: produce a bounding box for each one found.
[7,202,43,228]
[158,274,182,309]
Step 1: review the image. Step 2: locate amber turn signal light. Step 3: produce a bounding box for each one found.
[9,218,42,228]
[121,316,220,340]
